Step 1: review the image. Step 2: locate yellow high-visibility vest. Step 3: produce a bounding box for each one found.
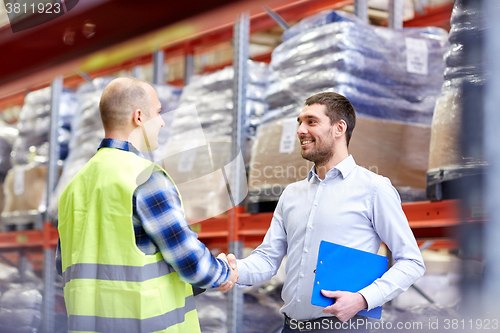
[58,147,200,333]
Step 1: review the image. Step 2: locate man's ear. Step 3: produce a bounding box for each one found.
[132,108,143,127]
[334,120,347,139]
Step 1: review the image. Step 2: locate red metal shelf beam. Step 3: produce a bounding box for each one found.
[0,200,475,272]
[0,0,353,105]
[0,222,58,252]
[0,93,25,115]
[404,3,454,29]
[377,3,454,30]
[190,200,480,252]
[158,0,354,55]
[0,0,247,91]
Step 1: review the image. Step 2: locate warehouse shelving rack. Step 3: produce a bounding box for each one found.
[0,201,479,272]
[192,200,484,253]
[0,0,454,110]
[0,0,459,332]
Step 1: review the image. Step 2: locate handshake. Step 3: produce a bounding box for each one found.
[216,253,239,293]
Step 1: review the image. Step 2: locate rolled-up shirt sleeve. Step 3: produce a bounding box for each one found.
[358,177,426,310]
[135,170,231,289]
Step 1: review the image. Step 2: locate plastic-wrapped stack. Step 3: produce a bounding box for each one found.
[0,122,18,228]
[427,0,487,199]
[0,122,18,182]
[266,10,448,124]
[167,61,268,142]
[11,87,76,165]
[1,88,77,221]
[158,61,268,219]
[248,10,449,205]
[49,78,182,218]
[0,263,43,333]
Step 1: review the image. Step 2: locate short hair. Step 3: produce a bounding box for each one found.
[305,92,356,146]
[99,77,150,130]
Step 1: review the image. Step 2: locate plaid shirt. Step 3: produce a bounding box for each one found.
[56,139,230,288]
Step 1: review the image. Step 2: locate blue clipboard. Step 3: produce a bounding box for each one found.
[311,240,388,319]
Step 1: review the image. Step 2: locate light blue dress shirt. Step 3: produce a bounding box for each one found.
[237,155,425,320]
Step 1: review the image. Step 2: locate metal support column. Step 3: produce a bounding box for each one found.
[227,233,243,333]
[227,12,249,333]
[18,249,29,282]
[152,50,165,85]
[132,66,142,79]
[388,0,403,30]
[184,45,195,85]
[43,76,62,333]
[482,0,500,315]
[43,247,55,333]
[46,76,62,224]
[77,71,93,83]
[413,0,428,14]
[184,55,194,85]
[354,0,369,24]
[263,6,290,30]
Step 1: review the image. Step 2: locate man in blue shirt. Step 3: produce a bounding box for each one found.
[225,92,425,332]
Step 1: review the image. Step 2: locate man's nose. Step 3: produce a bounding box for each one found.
[297,122,307,135]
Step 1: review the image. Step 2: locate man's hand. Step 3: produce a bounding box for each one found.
[216,253,238,293]
[321,290,368,322]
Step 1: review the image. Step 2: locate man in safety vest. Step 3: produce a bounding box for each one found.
[57,77,238,333]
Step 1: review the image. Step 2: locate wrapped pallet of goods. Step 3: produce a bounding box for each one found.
[1,88,77,230]
[10,87,76,165]
[157,61,268,220]
[0,262,43,333]
[0,122,18,225]
[427,0,486,200]
[248,10,449,210]
[0,122,18,181]
[3,164,48,215]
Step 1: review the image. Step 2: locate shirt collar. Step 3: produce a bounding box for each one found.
[98,138,143,157]
[307,155,356,182]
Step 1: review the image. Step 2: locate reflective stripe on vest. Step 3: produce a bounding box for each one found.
[63,261,176,286]
[68,295,196,333]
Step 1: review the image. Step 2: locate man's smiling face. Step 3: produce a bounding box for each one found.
[297,103,336,165]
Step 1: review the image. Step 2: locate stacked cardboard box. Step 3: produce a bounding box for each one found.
[249,117,430,203]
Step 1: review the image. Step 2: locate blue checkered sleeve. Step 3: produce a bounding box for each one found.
[134,169,231,288]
